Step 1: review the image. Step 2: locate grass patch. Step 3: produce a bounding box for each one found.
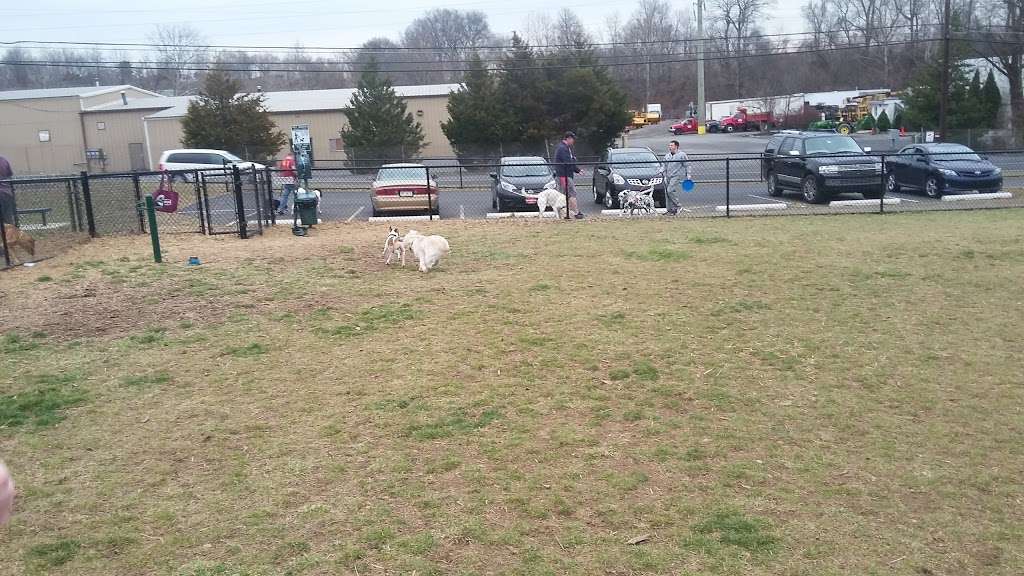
[625,246,691,262]
[223,343,267,357]
[25,539,81,569]
[631,360,659,381]
[129,327,166,345]
[529,282,554,292]
[315,303,420,339]
[406,408,502,440]
[687,509,778,555]
[121,371,172,389]
[35,275,53,282]
[2,332,44,353]
[0,373,87,429]
[711,299,770,316]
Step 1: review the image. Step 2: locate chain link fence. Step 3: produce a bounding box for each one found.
[4,151,1022,269]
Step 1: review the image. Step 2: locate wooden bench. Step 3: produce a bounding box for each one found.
[17,208,53,226]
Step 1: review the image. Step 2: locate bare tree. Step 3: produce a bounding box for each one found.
[148,24,208,95]
[401,9,495,83]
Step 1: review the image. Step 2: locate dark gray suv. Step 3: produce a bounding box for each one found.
[763,133,884,203]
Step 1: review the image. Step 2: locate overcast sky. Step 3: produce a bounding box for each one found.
[0,0,807,50]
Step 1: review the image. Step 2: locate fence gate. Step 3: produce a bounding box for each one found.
[198,168,267,238]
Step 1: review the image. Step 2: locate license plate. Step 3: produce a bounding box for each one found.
[399,190,414,197]
[525,197,537,204]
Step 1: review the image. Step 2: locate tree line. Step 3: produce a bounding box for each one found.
[4,0,1024,138]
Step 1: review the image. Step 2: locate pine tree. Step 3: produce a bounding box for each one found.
[497,33,550,150]
[876,110,891,132]
[181,69,287,162]
[340,59,426,163]
[441,55,514,159]
[859,113,875,131]
[982,69,1002,127]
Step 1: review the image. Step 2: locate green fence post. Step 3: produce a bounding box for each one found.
[145,194,162,263]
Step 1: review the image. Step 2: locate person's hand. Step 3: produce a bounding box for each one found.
[0,461,13,525]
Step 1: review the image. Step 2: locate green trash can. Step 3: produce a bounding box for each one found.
[294,189,319,226]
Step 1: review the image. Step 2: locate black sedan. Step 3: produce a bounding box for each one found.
[886,143,1002,198]
[490,156,557,212]
[592,147,666,209]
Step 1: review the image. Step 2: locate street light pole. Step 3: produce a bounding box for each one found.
[939,0,951,140]
[697,0,706,126]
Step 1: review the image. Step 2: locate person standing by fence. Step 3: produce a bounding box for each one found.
[276,153,298,216]
[554,132,585,219]
[0,155,15,225]
[662,140,690,216]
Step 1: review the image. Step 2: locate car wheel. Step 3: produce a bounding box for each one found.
[725,125,735,133]
[886,173,900,194]
[863,191,884,200]
[604,186,617,209]
[767,172,782,197]
[674,129,683,135]
[802,175,826,204]
[593,178,602,204]
[925,176,942,198]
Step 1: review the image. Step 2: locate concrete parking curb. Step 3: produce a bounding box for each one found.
[829,198,901,207]
[484,212,559,219]
[715,203,787,212]
[941,192,1013,202]
[368,215,438,222]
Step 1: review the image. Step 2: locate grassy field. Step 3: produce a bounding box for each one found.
[1,211,1022,576]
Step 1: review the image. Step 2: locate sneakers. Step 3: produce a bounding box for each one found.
[574,212,586,219]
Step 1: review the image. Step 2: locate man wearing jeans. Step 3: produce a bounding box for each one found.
[276,153,298,215]
[663,140,690,216]
[554,132,584,219]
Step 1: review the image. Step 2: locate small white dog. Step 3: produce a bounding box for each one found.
[382,225,404,265]
[535,188,567,218]
[402,229,450,272]
[312,189,323,214]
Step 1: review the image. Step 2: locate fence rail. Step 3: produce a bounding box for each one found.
[3,151,1023,268]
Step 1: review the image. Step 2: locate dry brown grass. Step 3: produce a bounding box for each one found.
[1,211,1023,576]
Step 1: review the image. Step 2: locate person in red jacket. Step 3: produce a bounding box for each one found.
[277,153,298,215]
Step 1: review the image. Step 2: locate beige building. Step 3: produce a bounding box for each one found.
[0,85,160,175]
[0,84,458,176]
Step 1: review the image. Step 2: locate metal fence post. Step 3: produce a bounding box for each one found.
[879,154,886,214]
[145,194,162,263]
[0,194,11,268]
[232,165,248,239]
[64,180,78,233]
[725,158,731,218]
[194,170,206,235]
[80,171,97,237]
[426,166,434,221]
[132,173,145,233]
[265,166,276,226]
[459,165,464,189]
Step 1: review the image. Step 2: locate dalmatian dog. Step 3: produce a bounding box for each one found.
[618,187,656,216]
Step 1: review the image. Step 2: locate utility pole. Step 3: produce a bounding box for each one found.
[939,0,951,140]
[697,0,706,126]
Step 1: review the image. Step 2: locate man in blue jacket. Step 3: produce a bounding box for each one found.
[554,132,585,219]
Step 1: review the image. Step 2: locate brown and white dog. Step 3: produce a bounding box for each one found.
[382,225,405,265]
[2,224,35,265]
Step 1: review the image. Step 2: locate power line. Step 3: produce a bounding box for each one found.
[1,24,931,53]
[0,37,948,74]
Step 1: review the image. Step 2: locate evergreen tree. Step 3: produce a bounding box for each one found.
[340,59,426,163]
[982,69,1002,127]
[181,69,287,162]
[903,60,978,130]
[876,110,891,132]
[859,113,875,131]
[497,33,550,150]
[441,55,515,159]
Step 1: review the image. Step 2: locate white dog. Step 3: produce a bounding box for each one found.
[312,189,323,214]
[535,188,567,218]
[402,229,450,272]
[382,225,404,265]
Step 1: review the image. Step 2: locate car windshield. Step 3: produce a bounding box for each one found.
[502,161,550,177]
[928,145,982,161]
[610,152,659,169]
[377,166,428,182]
[222,152,244,162]
[803,137,863,155]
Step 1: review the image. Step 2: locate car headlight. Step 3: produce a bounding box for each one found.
[938,168,957,177]
[818,165,839,175]
[610,173,626,185]
[500,181,517,193]
[992,167,1002,175]
[544,179,557,190]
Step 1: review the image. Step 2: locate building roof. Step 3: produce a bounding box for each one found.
[0,85,160,102]
[145,84,461,119]
[83,95,192,113]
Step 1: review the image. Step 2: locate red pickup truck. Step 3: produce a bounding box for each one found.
[669,117,701,135]
[718,107,774,132]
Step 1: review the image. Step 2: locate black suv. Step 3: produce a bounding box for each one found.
[592,147,666,209]
[762,133,884,203]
